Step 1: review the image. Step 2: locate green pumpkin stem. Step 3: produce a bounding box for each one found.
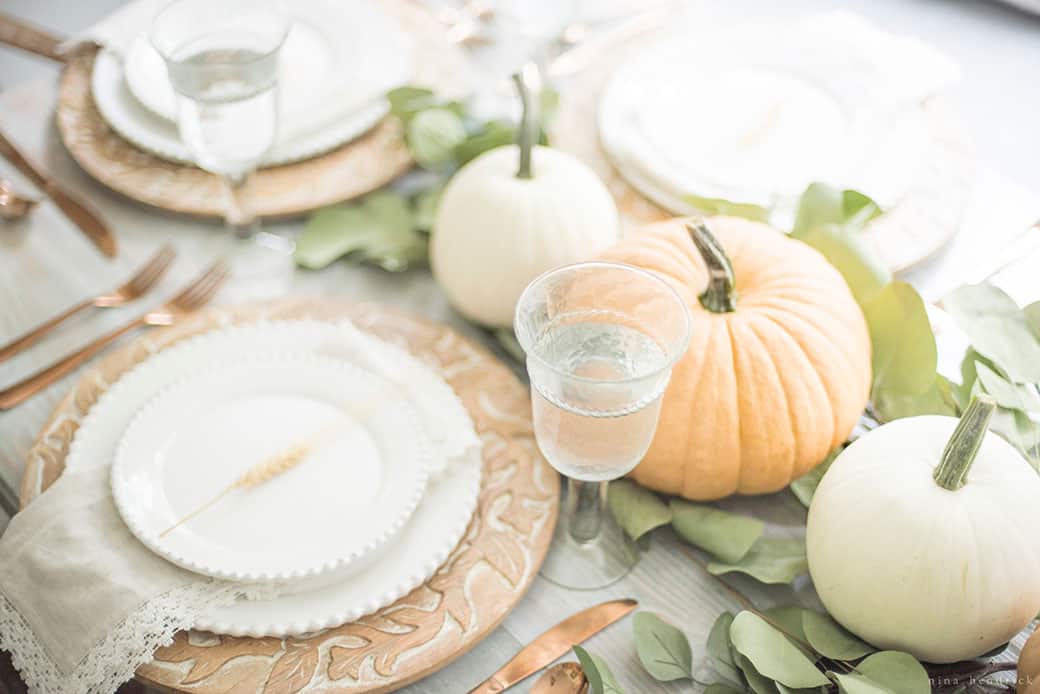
[687,219,738,313]
[512,63,541,180]
[933,394,996,491]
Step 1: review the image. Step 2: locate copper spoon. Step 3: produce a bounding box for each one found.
[530,662,588,694]
[0,179,38,221]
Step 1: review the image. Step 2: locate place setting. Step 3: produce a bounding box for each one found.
[1,0,1040,693]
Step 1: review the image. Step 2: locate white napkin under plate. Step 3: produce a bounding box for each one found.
[599,10,961,212]
[0,319,480,694]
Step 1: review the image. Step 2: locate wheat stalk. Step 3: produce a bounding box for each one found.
[158,423,339,538]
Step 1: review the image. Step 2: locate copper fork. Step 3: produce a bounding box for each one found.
[0,261,229,409]
[0,245,176,362]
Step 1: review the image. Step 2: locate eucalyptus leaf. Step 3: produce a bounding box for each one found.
[989,407,1040,469]
[864,281,937,397]
[412,185,444,232]
[706,684,748,694]
[608,480,672,541]
[735,653,780,694]
[454,120,516,166]
[684,194,770,222]
[801,611,874,661]
[387,86,437,122]
[670,499,763,563]
[841,190,883,227]
[792,222,890,307]
[789,451,837,508]
[729,612,829,688]
[873,374,958,422]
[831,672,890,694]
[944,283,1040,384]
[407,108,467,170]
[791,183,844,235]
[573,646,625,694]
[707,538,808,585]
[974,361,1040,411]
[633,612,693,681]
[1024,300,1040,340]
[856,651,930,694]
[707,612,743,684]
[763,607,815,660]
[294,193,426,271]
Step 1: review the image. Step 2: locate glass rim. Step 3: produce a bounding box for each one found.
[513,260,692,386]
[150,0,291,63]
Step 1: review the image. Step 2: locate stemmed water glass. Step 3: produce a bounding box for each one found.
[515,261,691,590]
[151,0,294,276]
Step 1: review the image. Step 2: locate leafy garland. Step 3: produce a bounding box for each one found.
[575,184,1039,694]
[293,86,555,272]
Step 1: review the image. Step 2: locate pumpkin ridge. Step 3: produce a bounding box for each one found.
[723,318,750,492]
[677,319,723,498]
[753,301,866,386]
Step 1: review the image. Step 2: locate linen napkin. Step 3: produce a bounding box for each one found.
[0,319,481,694]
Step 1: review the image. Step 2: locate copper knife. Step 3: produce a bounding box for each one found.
[466,598,637,694]
[0,129,117,257]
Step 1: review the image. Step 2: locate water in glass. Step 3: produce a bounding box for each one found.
[530,322,668,482]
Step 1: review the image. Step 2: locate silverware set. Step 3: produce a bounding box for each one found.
[0,249,229,409]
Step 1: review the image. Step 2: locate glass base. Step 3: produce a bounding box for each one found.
[540,487,640,590]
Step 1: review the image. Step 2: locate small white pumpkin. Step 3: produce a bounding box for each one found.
[431,67,619,327]
[807,395,1040,663]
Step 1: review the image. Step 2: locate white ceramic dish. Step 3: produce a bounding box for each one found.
[69,320,481,635]
[598,12,959,215]
[111,355,431,586]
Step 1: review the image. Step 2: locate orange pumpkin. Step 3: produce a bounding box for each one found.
[598,216,871,499]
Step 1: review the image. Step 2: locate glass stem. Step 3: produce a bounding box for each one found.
[566,478,607,544]
[224,173,259,239]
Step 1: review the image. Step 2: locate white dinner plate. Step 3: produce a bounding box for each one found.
[93,0,411,165]
[112,355,431,586]
[68,320,481,635]
[598,12,959,215]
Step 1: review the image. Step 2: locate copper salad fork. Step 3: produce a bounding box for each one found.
[0,245,176,362]
[0,261,229,409]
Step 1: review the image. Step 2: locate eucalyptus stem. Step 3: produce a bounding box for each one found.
[686,220,738,313]
[511,62,541,180]
[934,394,996,491]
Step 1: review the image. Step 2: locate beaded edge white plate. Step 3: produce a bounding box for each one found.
[66,320,482,637]
[111,354,430,586]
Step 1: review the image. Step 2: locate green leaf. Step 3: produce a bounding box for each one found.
[990,407,1040,469]
[295,192,426,272]
[454,119,516,166]
[974,361,1040,411]
[729,612,829,688]
[873,374,959,422]
[792,183,880,235]
[801,611,874,661]
[864,281,937,397]
[412,185,444,232]
[1024,300,1040,340]
[684,194,771,222]
[841,190,883,226]
[735,653,780,694]
[670,499,763,563]
[407,108,467,170]
[789,451,838,508]
[608,480,672,541]
[705,685,748,694]
[632,612,693,682]
[387,86,437,122]
[762,607,815,660]
[707,538,808,585]
[573,646,624,694]
[793,223,890,307]
[944,283,1040,384]
[855,651,929,694]
[831,672,890,694]
[707,612,743,685]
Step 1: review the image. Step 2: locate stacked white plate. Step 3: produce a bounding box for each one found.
[91,0,413,166]
[598,11,960,218]
[71,320,481,637]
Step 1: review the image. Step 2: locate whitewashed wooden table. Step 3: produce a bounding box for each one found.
[1,2,1040,692]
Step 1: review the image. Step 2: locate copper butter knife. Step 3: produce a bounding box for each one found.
[466,598,637,694]
[0,129,116,257]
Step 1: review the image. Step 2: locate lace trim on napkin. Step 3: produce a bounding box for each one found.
[0,581,277,694]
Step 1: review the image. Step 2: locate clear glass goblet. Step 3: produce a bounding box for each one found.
[151,0,294,278]
[515,261,691,590]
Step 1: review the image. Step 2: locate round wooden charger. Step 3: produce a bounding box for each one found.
[54,0,470,219]
[552,30,976,273]
[20,299,559,694]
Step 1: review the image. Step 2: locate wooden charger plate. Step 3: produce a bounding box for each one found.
[551,25,977,273]
[19,299,559,694]
[54,0,470,219]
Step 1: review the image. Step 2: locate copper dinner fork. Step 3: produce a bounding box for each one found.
[0,261,229,409]
[0,245,176,362]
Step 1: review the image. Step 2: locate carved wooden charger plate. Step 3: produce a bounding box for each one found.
[54,0,469,219]
[551,27,976,273]
[20,299,559,694]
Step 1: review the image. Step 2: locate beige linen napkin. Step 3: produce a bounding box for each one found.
[0,319,481,694]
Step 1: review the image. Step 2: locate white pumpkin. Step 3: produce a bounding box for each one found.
[430,66,619,327]
[807,395,1040,663]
